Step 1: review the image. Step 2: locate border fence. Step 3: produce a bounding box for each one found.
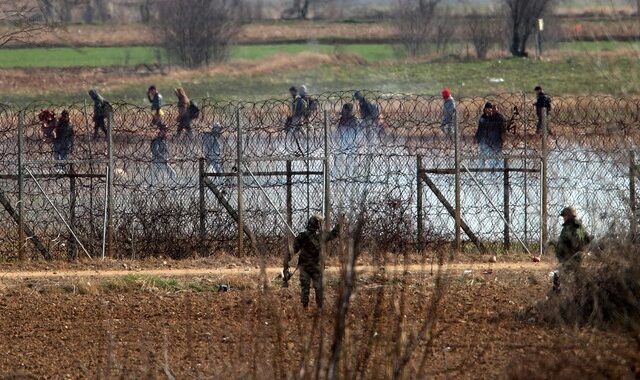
[0,92,638,260]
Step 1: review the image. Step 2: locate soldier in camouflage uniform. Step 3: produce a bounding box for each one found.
[552,206,592,292]
[284,214,340,308]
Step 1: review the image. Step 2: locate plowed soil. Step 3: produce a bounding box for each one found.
[0,261,638,379]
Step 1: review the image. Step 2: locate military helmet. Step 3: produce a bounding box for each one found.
[559,206,577,218]
[307,214,324,230]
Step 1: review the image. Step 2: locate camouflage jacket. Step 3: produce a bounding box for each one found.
[556,219,591,263]
[291,225,340,271]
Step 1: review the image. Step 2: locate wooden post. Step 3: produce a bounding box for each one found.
[454,112,461,256]
[18,111,24,260]
[236,109,244,257]
[69,164,77,260]
[541,109,549,251]
[630,150,637,241]
[416,155,424,252]
[198,158,206,256]
[106,111,114,257]
[503,158,510,251]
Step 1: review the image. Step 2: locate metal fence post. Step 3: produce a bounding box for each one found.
[236,109,244,257]
[286,160,293,227]
[541,108,549,251]
[323,111,331,228]
[69,164,77,259]
[503,157,510,251]
[522,91,529,243]
[630,150,637,241]
[454,111,461,256]
[322,111,331,270]
[416,155,424,252]
[18,111,24,260]
[107,111,114,257]
[198,157,206,256]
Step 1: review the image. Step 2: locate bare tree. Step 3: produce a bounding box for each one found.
[502,0,553,57]
[157,0,243,67]
[0,1,51,47]
[394,0,443,56]
[282,0,311,19]
[466,11,500,59]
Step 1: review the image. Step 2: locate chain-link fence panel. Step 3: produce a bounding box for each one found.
[1,92,638,259]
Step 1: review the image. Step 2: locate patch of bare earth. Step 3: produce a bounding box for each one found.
[0,267,636,379]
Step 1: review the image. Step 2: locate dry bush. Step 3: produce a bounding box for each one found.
[465,12,501,59]
[157,0,243,67]
[394,0,445,56]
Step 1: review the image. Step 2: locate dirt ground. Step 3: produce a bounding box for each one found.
[0,259,638,379]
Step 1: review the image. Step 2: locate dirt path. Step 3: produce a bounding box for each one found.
[0,261,552,280]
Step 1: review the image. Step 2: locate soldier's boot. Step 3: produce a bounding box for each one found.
[552,272,561,293]
[300,273,311,308]
[313,275,323,308]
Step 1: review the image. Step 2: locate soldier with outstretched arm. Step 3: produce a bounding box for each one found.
[283,214,340,308]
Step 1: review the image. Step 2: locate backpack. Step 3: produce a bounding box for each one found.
[100,101,113,116]
[544,95,552,113]
[304,97,319,118]
[188,101,200,120]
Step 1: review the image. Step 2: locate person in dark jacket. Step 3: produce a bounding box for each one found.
[285,86,306,130]
[353,91,379,122]
[475,102,507,168]
[38,109,56,141]
[89,89,111,139]
[147,85,163,116]
[53,110,75,172]
[337,103,358,153]
[534,86,552,135]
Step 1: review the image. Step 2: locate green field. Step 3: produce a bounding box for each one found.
[0,44,398,69]
[0,41,637,69]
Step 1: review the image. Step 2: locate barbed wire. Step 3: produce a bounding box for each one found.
[0,92,637,259]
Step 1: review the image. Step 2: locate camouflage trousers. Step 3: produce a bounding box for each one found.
[300,266,323,308]
[553,255,582,292]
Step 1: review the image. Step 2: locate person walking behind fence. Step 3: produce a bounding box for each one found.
[284,85,309,155]
[440,88,456,138]
[284,214,340,308]
[534,86,552,135]
[38,109,56,141]
[551,207,592,293]
[474,102,507,168]
[175,87,198,138]
[89,89,112,139]
[285,86,305,131]
[337,103,358,153]
[353,91,380,123]
[53,110,75,173]
[353,91,382,144]
[150,114,175,183]
[147,85,163,118]
[203,122,223,174]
